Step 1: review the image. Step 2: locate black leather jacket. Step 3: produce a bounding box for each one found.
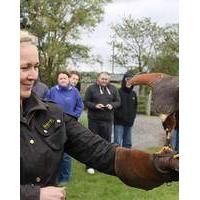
[20,93,117,199]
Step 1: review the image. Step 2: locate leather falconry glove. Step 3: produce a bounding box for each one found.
[115,147,179,190]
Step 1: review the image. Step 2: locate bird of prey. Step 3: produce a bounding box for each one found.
[127,73,179,147]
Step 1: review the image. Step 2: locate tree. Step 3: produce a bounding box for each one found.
[110,17,161,73]
[20,0,111,85]
[149,24,179,75]
[110,17,179,114]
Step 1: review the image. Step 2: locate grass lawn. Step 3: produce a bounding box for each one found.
[66,147,179,200]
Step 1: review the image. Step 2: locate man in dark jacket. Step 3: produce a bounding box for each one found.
[20,30,179,200]
[114,73,137,148]
[84,72,121,174]
[84,72,121,142]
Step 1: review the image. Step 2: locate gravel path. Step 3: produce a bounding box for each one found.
[132,114,166,149]
[82,111,166,150]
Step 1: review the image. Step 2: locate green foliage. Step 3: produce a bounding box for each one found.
[137,95,148,114]
[79,113,88,128]
[66,157,178,200]
[111,17,161,73]
[20,0,112,85]
[112,82,120,89]
[81,71,98,82]
[110,17,179,75]
[150,24,179,75]
[150,54,179,75]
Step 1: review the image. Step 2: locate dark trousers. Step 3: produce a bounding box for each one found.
[86,119,112,170]
[88,119,112,142]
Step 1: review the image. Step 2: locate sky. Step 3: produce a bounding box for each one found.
[75,0,179,73]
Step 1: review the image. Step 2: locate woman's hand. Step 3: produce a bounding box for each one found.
[40,186,66,200]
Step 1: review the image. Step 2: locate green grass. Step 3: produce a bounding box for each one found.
[75,117,179,199]
[65,148,179,200]
[79,114,88,128]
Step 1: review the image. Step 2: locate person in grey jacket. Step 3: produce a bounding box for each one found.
[20,30,178,200]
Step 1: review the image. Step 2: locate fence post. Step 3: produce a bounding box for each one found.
[146,90,152,116]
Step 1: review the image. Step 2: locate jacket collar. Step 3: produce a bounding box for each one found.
[56,84,72,91]
[22,92,48,117]
[96,83,111,95]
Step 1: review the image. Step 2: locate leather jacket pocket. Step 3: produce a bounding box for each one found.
[35,118,66,151]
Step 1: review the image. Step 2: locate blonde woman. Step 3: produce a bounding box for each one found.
[20,30,178,200]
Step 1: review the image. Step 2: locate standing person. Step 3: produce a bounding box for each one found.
[114,73,137,148]
[32,78,48,99]
[69,70,81,91]
[46,71,83,119]
[84,72,120,174]
[85,72,121,142]
[172,111,179,152]
[46,71,84,185]
[20,30,178,200]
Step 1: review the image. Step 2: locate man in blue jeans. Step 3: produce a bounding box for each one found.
[114,72,138,148]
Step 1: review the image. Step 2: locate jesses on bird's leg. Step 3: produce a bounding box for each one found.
[165,128,172,147]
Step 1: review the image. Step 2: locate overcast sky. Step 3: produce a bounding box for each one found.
[77,0,179,73]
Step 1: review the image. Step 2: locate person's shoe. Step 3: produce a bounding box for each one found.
[86,168,95,175]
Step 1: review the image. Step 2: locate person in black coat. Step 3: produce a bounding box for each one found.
[114,73,138,148]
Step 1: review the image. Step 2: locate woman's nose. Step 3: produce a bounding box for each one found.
[27,67,38,80]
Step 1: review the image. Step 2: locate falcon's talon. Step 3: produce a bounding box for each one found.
[173,154,179,159]
[156,146,173,154]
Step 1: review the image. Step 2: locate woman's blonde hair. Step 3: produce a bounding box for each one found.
[20,30,38,45]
